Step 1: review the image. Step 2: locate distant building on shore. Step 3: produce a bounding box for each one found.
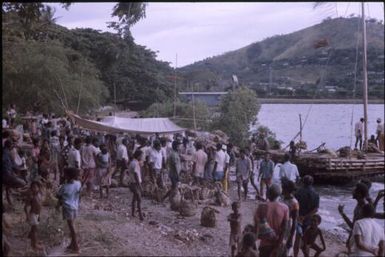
[179,91,228,106]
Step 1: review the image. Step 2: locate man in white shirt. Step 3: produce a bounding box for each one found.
[279,154,300,184]
[116,138,129,186]
[192,142,208,185]
[213,143,226,182]
[351,203,385,256]
[376,118,384,151]
[355,118,365,150]
[81,136,98,196]
[68,138,82,169]
[150,141,164,188]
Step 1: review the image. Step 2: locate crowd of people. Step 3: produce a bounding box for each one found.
[354,117,385,151]
[2,106,385,257]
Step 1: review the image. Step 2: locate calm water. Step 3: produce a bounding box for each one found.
[248,104,385,236]
[254,104,385,150]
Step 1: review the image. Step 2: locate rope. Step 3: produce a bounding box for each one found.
[349,13,361,150]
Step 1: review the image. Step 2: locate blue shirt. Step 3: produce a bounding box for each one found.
[259,159,274,179]
[57,180,81,210]
[2,149,16,177]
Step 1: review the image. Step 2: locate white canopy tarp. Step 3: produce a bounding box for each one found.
[66,111,184,135]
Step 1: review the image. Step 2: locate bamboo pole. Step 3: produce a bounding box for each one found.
[361,2,369,151]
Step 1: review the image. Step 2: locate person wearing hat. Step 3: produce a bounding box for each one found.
[376,118,384,151]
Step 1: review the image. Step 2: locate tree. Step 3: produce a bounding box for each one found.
[107,2,147,39]
[212,87,260,147]
[142,100,211,130]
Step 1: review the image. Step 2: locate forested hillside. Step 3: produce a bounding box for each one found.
[2,3,174,114]
[179,17,384,99]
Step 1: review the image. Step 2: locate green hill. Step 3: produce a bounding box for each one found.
[178,17,384,99]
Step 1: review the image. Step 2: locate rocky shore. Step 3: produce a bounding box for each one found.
[3,180,347,257]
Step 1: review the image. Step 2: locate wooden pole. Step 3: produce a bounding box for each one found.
[299,114,303,142]
[173,54,177,118]
[192,82,197,130]
[361,2,369,151]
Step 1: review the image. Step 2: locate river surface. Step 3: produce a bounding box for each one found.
[253,104,384,150]
[247,104,385,236]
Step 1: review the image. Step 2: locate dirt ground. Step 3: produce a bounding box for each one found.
[3,181,346,257]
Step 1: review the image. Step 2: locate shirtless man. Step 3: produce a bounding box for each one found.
[24,181,44,250]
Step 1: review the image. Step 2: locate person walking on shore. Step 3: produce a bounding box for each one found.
[254,184,289,257]
[236,149,251,201]
[258,153,274,200]
[192,142,207,185]
[294,175,319,257]
[213,143,226,182]
[162,141,182,201]
[354,118,365,150]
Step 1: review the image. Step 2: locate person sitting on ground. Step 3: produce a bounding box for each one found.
[294,175,319,257]
[302,214,326,257]
[56,167,81,254]
[350,203,385,256]
[254,184,289,257]
[96,144,112,198]
[24,181,44,251]
[127,150,144,221]
[236,232,258,257]
[228,201,242,257]
[236,149,251,201]
[368,135,378,147]
[279,153,300,184]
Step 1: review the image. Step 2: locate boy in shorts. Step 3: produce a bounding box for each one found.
[56,167,81,253]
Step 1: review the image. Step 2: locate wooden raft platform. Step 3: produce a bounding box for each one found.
[269,151,385,183]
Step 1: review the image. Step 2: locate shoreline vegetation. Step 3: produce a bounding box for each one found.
[257,98,385,104]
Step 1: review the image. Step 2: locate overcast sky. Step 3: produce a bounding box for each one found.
[49,2,384,67]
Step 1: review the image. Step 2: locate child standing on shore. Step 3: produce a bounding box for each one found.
[24,181,44,250]
[228,201,242,257]
[302,214,326,257]
[56,167,81,253]
[236,233,258,257]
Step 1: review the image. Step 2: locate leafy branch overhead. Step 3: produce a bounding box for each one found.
[107,2,147,38]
